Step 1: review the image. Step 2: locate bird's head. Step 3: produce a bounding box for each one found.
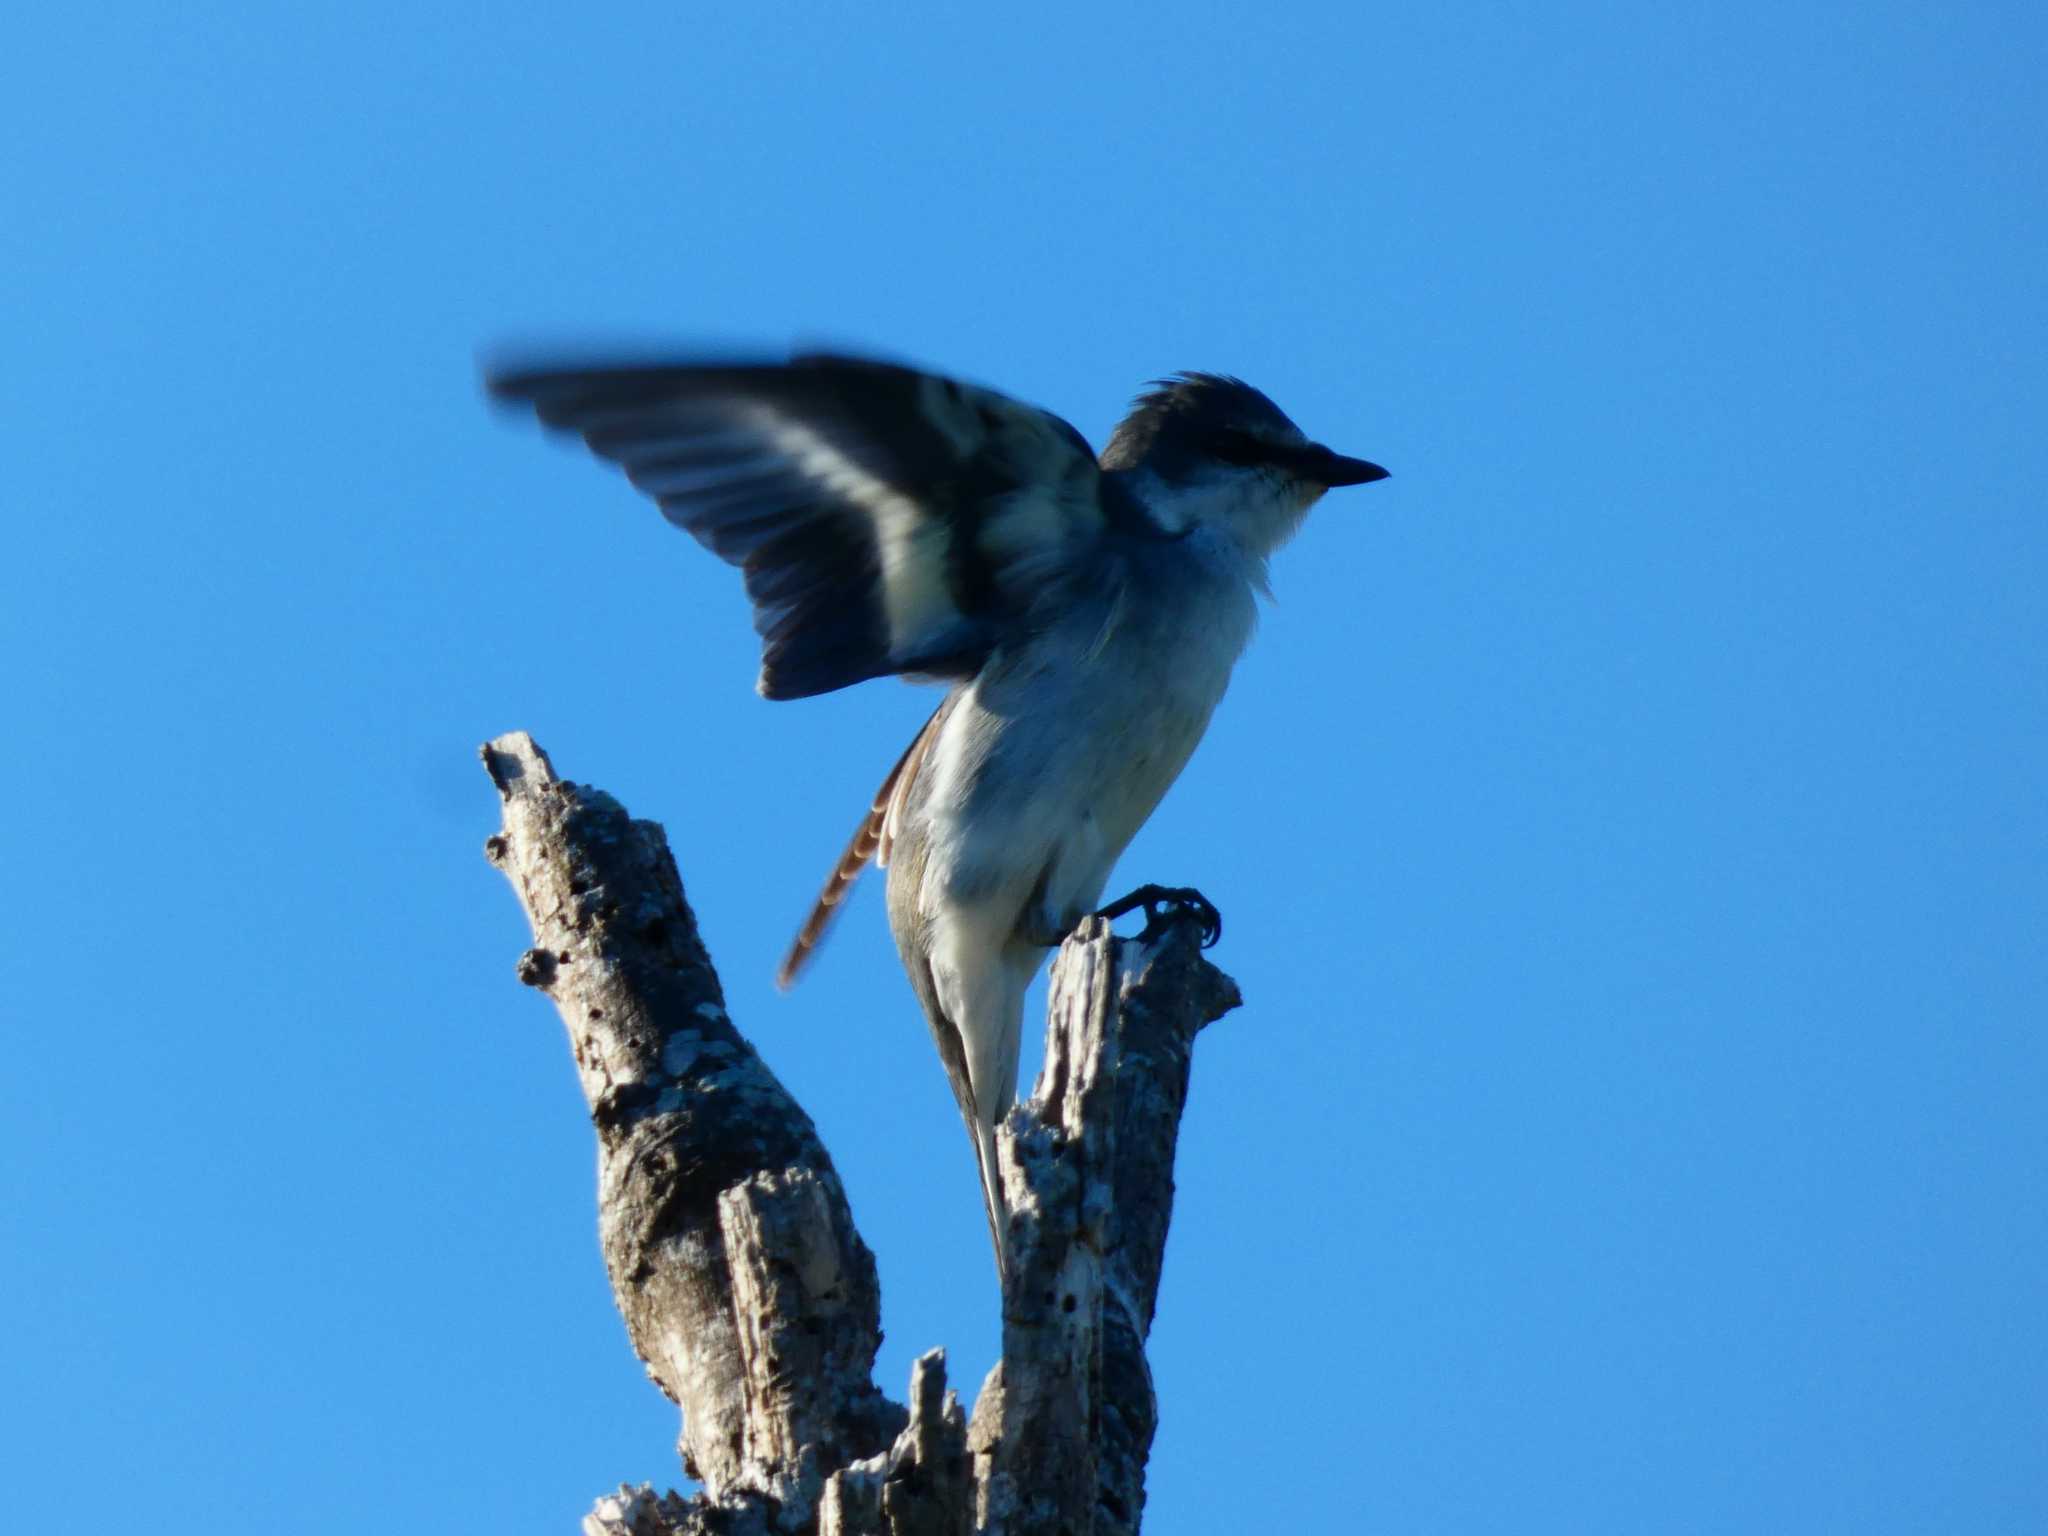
[1100,373,1387,557]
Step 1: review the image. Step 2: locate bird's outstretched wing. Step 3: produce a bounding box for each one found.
[487,354,1112,699]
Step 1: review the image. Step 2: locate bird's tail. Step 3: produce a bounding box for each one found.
[888,794,1031,1282]
[971,1113,1009,1277]
[904,937,1025,1281]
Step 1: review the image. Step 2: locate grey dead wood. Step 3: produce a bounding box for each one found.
[482,732,1241,1535]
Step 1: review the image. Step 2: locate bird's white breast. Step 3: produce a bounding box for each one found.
[914,528,1260,933]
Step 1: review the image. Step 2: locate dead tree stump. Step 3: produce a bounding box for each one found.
[482,732,1241,1536]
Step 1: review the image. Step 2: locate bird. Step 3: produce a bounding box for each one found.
[485,352,1388,1275]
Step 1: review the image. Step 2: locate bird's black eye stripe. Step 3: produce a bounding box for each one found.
[1209,428,1267,467]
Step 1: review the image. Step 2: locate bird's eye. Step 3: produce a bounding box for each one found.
[1210,429,1267,467]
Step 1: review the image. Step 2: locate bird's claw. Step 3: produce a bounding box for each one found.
[1094,883,1223,949]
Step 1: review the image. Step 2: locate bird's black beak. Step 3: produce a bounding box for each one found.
[1303,445,1390,487]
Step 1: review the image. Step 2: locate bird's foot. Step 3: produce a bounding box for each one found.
[1093,884,1223,949]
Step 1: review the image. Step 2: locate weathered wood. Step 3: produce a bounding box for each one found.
[482,733,1239,1534]
[483,732,900,1513]
[970,923,1241,1536]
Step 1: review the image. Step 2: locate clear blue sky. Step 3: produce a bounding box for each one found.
[5,3,2043,1531]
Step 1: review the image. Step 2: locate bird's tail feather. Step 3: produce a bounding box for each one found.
[971,1114,1009,1278]
[907,943,1019,1281]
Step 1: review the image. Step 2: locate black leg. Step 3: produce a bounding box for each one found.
[1093,884,1223,949]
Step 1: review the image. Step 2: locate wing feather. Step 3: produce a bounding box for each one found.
[774,696,952,989]
[487,354,1109,699]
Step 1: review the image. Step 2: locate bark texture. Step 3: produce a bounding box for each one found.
[483,732,1239,1535]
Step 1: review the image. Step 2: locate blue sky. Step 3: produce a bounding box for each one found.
[5,3,2043,1531]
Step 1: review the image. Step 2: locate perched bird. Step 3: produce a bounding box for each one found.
[486,353,1388,1273]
